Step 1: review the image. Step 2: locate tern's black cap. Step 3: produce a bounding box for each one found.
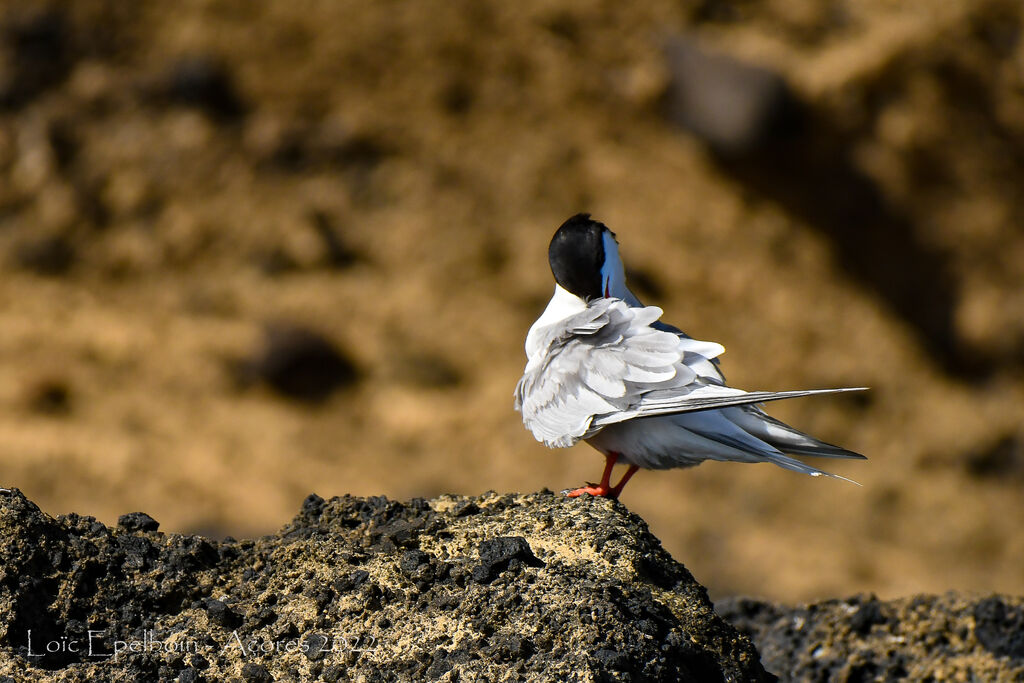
[548,213,612,300]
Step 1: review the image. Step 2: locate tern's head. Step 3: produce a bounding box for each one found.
[548,213,625,301]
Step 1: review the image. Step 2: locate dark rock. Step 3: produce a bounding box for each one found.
[472,536,544,584]
[152,55,246,121]
[439,79,474,116]
[542,12,580,44]
[690,0,748,24]
[46,118,78,170]
[451,500,480,517]
[664,37,803,157]
[974,597,1024,659]
[400,549,429,574]
[25,378,72,416]
[0,489,772,681]
[335,570,370,593]
[849,596,889,635]
[240,662,273,682]
[203,599,240,628]
[320,664,346,682]
[177,668,202,683]
[12,234,76,276]
[300,493,325,519]
[965,433,1024,479]
[303,633,329,661]
[718,593,1024,680]
[238,324,358,403]
[0,7,73,108]
[117,511,160,533]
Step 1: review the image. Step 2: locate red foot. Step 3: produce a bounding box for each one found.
[565,483,613,498]
[563,454,640,500]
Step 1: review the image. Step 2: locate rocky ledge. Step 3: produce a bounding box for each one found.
[0,489,767,682]
[1,489,1022,682]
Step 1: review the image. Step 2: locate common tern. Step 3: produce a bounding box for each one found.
[514,214,866,499]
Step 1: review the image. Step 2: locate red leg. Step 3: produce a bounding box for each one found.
[608,465,639,499]
[565,453,619,498]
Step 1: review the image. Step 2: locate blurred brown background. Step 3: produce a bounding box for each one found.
[1,0,1022,602]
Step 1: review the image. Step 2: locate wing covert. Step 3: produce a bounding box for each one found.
[515,299,699,447]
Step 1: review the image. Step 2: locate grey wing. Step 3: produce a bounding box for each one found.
[615,312,866,427]
[589,385,869,429]
[514,299,715,448]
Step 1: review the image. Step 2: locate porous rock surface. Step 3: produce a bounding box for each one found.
[718,593,1024,682]
[0,489,770,682]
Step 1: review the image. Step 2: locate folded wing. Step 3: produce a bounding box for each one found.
[514,298,727,447]
[514,297,866,450]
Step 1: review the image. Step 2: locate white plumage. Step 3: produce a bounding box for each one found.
[514,214,865,497]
